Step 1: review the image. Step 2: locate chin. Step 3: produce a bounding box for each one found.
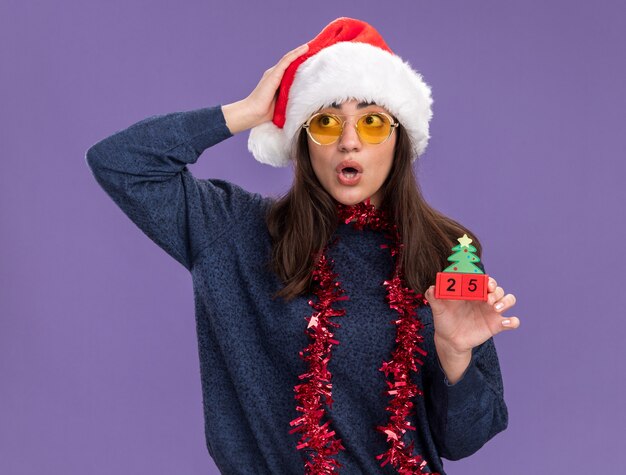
[332,191,373,207]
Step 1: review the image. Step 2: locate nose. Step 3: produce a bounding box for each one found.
[337,119,362,152]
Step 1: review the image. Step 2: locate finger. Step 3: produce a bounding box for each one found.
[487,286,505,305]
[263,44,309,83]
[500,316,521,330]
[494,293,517,312]
[425,285,436,302]
[286,43,310,57]
[488,277,498,291]
[277,43,309,67]
[424,285,445,315]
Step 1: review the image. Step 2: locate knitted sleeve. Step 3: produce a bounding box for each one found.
[85,105,261,271]
[426,336,509,460]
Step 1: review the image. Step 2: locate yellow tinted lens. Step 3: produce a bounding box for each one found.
[357,113,392,144]
[308,114,342,144]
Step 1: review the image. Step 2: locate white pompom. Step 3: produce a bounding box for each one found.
[247,121,291,167]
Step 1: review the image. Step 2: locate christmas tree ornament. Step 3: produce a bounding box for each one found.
[434,234,489,301]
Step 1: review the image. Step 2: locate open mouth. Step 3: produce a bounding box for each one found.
[336,162,363,185]
[341,167,359,178]
[336,160,363,174]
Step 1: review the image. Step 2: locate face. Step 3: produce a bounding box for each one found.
[306,99,397,208]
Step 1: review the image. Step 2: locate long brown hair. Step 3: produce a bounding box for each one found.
[265,123,482,301]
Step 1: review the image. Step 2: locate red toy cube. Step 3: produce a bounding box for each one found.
[435,272,463,298]
[460,274,488,300]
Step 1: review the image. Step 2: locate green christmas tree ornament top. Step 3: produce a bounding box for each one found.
[443,233,483,274]
[435,234,489,301]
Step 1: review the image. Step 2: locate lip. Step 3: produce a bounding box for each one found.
[336,159,363,186]
[335,160,363,174]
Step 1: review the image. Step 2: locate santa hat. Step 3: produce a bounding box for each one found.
[247,17,434,167]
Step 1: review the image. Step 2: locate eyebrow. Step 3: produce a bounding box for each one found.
[329,101,377,109]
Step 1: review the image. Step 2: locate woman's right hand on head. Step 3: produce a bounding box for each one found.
[222,43,309,135]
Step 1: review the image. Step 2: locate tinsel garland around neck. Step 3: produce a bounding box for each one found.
[288,198,439,475]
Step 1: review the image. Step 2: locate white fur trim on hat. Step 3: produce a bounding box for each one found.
[248,42,433,167]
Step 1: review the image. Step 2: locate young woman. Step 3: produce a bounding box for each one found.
[86,17,519,475]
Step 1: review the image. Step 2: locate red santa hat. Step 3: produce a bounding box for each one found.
[247,17,434,167]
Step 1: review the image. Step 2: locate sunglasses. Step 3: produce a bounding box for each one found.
[302,111,399,146]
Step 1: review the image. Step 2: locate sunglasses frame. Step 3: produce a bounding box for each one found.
[302,111,399,146]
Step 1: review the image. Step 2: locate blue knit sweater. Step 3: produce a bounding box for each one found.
[85,105,508,474]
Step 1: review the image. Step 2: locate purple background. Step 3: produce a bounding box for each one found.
[2,1,624,473]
